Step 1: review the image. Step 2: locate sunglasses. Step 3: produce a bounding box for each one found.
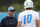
[10,10,14,13]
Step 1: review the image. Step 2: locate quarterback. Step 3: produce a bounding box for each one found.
[17,0,39,27]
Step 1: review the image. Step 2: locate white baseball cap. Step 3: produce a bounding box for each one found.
[24,0,34,9]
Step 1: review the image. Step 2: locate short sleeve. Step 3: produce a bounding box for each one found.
[36,13,39,20]
[18,13,22,22]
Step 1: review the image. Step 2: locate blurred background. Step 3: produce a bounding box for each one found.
[0,0,40,27]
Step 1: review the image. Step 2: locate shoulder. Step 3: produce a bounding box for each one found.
[33,10,39,15]
[1,16,8,22]
[34,11,39,15]
[35,12,39,16]
[19,11,26,15]
[32,10,39,14]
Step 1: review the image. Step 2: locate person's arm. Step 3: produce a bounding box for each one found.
[17,21,22,27]
[1,20,4,27]
[17,13,22,27]
[16,18,18,27]
[36,20,39,27]
[36,12,39,27]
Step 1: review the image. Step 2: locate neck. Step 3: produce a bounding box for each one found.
[8,14,13,17]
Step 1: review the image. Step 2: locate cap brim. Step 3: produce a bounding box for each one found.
[9,9,15,11]
[12,9,15,11]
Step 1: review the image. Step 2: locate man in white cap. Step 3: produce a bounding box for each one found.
[17,0,39,27]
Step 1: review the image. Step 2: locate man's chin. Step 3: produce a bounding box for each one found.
[11,15,13,16]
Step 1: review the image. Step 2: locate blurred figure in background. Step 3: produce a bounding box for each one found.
[17,0,39,27]
[1,7,17,27]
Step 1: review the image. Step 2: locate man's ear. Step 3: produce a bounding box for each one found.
[8,11,9,13]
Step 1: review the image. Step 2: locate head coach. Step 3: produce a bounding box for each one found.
[1,6,18,27]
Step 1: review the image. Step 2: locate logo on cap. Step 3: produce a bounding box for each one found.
[12,7,13,9]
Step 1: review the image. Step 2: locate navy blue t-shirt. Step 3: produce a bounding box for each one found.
[1,16,18,27]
